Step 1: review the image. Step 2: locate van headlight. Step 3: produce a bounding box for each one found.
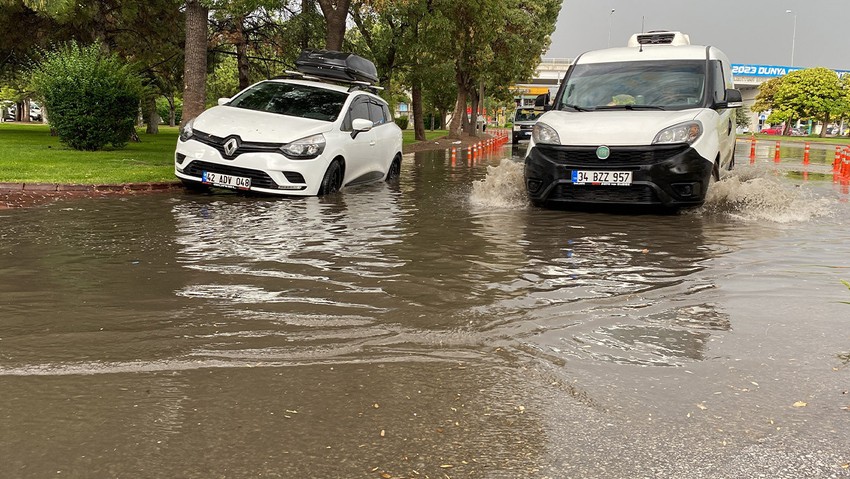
[653,121,702,145]
[179,119,195,142]
[532,122,560,144]
[281,133,326,159]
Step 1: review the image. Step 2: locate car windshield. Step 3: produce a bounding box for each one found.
[558,60,706,111]
[227,81,347,121]
[514,109,543,122]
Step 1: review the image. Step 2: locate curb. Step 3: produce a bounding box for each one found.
[0,181,183,193]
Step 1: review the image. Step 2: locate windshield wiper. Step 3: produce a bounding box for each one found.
[595,104,667,111]
[560,103,592,112]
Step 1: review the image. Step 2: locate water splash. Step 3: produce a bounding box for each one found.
[699,165,833,223]
[470,159,528,209]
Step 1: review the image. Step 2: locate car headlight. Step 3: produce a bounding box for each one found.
[281,133,326,159]
[513,125,520,131]
[532,122,560,144]
[653,121,702,145]
[179,119,194,142]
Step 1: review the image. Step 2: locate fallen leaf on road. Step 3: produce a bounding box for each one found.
[696,403,708,410]
[793,401,808,408]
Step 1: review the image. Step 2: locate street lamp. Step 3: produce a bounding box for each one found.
[786,9,797,66]
[607,9,615,47]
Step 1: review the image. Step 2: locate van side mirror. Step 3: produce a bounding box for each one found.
[534,93,551,111]
[717,89,743,109]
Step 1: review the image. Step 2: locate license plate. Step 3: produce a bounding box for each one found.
[202,171,251,189]
[571,170,632,186]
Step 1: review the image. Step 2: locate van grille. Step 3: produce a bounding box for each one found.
[552,184,658,203]
[536,144,689,168]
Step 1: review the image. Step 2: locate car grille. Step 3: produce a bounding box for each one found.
[536,144,689,168]
[552,184,658,203]
[183,160,279,189]
[192,130,285,160]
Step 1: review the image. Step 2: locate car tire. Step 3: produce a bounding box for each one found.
[385,156,401,182]
[512,135,519,144]
[319,160,343,196]
[711,159,721,182]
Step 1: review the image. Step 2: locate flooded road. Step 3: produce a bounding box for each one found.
[1,141,849,478]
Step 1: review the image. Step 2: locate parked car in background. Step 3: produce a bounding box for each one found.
[760,125,784,135]
[2,101,15,121]
[30,102,42,122]
[175,50,403,196]
[511,107,543,143]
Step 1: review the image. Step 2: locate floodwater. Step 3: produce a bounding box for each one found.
[1,140,849,478]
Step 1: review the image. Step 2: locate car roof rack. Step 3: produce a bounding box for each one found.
[272,70,384,94]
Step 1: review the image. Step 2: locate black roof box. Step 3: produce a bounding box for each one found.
[295,50,379,85]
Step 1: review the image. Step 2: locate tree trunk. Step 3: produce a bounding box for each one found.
[412,80,426,142]
[145,95,160,134]
[182,0,209,126]
[235,16,250,90]
[447,88,467,139]
[439,109,446,130]
[465,88,479,136]
[300,0,314,49]
[167,93,176,127]
[317,0,351,51]
[820,114,830,138]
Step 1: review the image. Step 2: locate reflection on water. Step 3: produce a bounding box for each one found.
[2,144,850,476]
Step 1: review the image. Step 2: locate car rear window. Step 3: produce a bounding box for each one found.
[227,81,348,121]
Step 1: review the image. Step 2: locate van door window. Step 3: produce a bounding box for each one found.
[710,61,726,103]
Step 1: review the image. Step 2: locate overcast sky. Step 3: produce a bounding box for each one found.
[544,0,849,70]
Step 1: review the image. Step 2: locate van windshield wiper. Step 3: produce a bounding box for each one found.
[560,103,591,112]
[595,104,667,111]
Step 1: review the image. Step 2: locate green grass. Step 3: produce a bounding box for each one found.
[403,129,448,145]
[0,123,449,184]
[0,122,178,184]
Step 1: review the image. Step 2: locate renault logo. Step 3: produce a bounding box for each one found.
[223,137,240,157]
[596,145,611,160]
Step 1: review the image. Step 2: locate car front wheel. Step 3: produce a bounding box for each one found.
[319,160,343,196]
[385,156,401,182]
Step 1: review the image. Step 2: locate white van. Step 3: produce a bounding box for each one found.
[524,31,742,208]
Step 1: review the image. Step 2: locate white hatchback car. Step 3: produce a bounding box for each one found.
[175,52,402,196]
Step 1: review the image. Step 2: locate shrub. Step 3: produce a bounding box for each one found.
[29,42,142,150]
[394,115,409,130]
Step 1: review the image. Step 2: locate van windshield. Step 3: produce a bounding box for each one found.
[558,60,706,111]
[514,109,543,122]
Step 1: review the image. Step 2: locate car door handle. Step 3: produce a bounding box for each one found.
[369,140,376,146]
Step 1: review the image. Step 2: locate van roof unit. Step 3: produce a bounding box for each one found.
[627,31,691,47]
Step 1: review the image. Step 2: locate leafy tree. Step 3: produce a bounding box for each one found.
[735,106,751,130]
[775,67,842,138]
[29,41,143,150]
[752,76,793,134]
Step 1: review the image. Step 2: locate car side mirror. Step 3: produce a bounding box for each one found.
[351,118,373,139]
[534,93,551,111]
[217,97,231,106]
[716,89,743,109]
